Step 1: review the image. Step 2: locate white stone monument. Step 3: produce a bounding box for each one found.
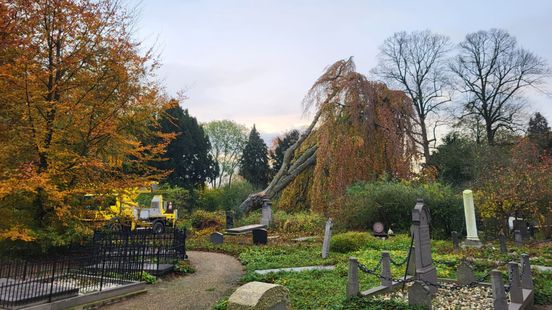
[461,190,482,248]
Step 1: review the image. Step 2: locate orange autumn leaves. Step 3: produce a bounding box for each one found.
[0,0,170,246]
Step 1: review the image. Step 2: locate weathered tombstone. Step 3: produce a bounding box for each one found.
[513,219,529,240]
[210,232,224,244]
[228,281,290,310]
[226,210,234,229]
[498,232,507,254]
[408,281,432,309]
[461,190,482,248]
[456,260,476,285]
[514,229,523,246]
[372,222,387,237]
[321,218,333,259]
[412,199,438,293]
[260,199,273,227]
[252,228,268,245]
[451,231,459,250]
[491,270,508,310]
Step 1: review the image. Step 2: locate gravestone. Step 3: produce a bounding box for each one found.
[210,232,224,244]
[513,220,529,240]
[228,281,290,310]
[461,190,482,248]
[457,261,476,285]
[491,270,508,310]
[226,210,234,229]
[514,230,523,246]
[321,218,333,259]
[451,231,459,250]
[412,199,438,293]
[372,222,387,237]
[498,232,507,254]
[252,228,268,245]
[508,262,523,304]
[261,199,273,227]
[408,281,432,309]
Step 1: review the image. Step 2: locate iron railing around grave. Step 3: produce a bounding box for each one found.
[0,227,187,309]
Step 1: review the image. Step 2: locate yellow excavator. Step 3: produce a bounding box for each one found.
[80,186,178,233]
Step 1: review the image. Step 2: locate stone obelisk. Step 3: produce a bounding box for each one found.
[461,189,482,248]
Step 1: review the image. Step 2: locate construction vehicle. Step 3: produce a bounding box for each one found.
[80,186,178,233]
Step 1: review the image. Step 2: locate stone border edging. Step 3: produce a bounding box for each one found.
[254,265,336,275]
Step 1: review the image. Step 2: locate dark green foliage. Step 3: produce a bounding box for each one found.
[340,180,464,239]
[330,232,372,253]
[156,104,217,189]
[528,112,552,152]
[240,126,269,188]
[427,133,476,187]
[534,271,552,305]
[269,129,300,177]
[197,181,256,211]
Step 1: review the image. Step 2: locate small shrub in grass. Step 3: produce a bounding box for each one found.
[190,209,225,230]
[174,260,196,274]
[140,271,156,284]
[330,232,372,253]
[272,211,326,233]
[212,297,228,310]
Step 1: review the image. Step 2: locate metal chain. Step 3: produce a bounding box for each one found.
[389,256,409,267]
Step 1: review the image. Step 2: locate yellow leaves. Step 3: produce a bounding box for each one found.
[0,226,36,242]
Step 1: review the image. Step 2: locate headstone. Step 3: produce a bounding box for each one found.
[461,190,482,248]
[451,231,459,250]
[372,222,387,237]
[347,257,360,297]
[513,220,529,240]
[491,270,508,310]
[252,228,268,245]
[508,262,523,304]
[210,232,224,244]
[514,230,523,246]
[456,261,476,285]
[260,199,272,227]
[226,210,234,229]
[498,232,507,254]
[408,281,432,309]
[228,281,291,310]
[407,246,416,276]
[321,218,333,259]
[412,199,438,293]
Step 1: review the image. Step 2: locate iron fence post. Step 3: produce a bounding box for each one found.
[48,260,57,303]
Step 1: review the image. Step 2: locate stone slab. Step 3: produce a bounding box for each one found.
[254,265,336,275]
[226,224,267,235]
[228,281,290,310]
[291,236,316,242]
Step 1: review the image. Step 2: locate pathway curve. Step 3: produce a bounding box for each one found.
[101,251,244,310]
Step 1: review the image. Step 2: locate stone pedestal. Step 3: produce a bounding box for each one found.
[461,190,482,248]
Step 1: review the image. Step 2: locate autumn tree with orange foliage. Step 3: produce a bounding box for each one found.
[476,139,552,236]
[0,0,170,248]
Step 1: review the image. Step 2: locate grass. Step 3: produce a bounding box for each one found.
[186,231,552,309]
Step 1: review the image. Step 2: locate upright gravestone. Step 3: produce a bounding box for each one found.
[408,281,432,309]
[261,199,273,227]
[514,230,523,246]
[210,232,224,244]
[412,199,438,293]
[321,218,333,259]
[513,220,528,241]
[498,232,507,254]
[226,210,234,229]
[461,190,482,248]
[451,231,459,250]
[457,261,476,285]
[252,228,268,245]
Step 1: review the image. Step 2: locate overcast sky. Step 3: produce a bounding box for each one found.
[130,0,552,142]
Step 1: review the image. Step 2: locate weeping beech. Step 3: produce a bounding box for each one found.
[238,58,416,214]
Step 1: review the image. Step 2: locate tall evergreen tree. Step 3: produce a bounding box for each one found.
[157,102,217,189]
[527,112,552,151]
[240,126,269,188]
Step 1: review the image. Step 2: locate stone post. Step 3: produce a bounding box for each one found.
[508,262,523,304]
[347,257,359,297]
[321,218,333,259]
[461,190,482,248]
[412,199,438,294]
[261,199,272,227]
[520,254,533,290]
[451,231,459,250]
[490,270,508,310]
[380,251,392,287]
[498,232,507,254]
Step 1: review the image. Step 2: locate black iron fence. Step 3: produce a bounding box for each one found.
[0,227,186,309]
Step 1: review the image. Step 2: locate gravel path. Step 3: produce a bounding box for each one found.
[101,251,244,310]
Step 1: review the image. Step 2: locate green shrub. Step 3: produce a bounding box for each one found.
[330,231,372,253]
[190,210,225,230]
[272,211,326,233]
[197,181,256,211]
[339,180,463,239]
